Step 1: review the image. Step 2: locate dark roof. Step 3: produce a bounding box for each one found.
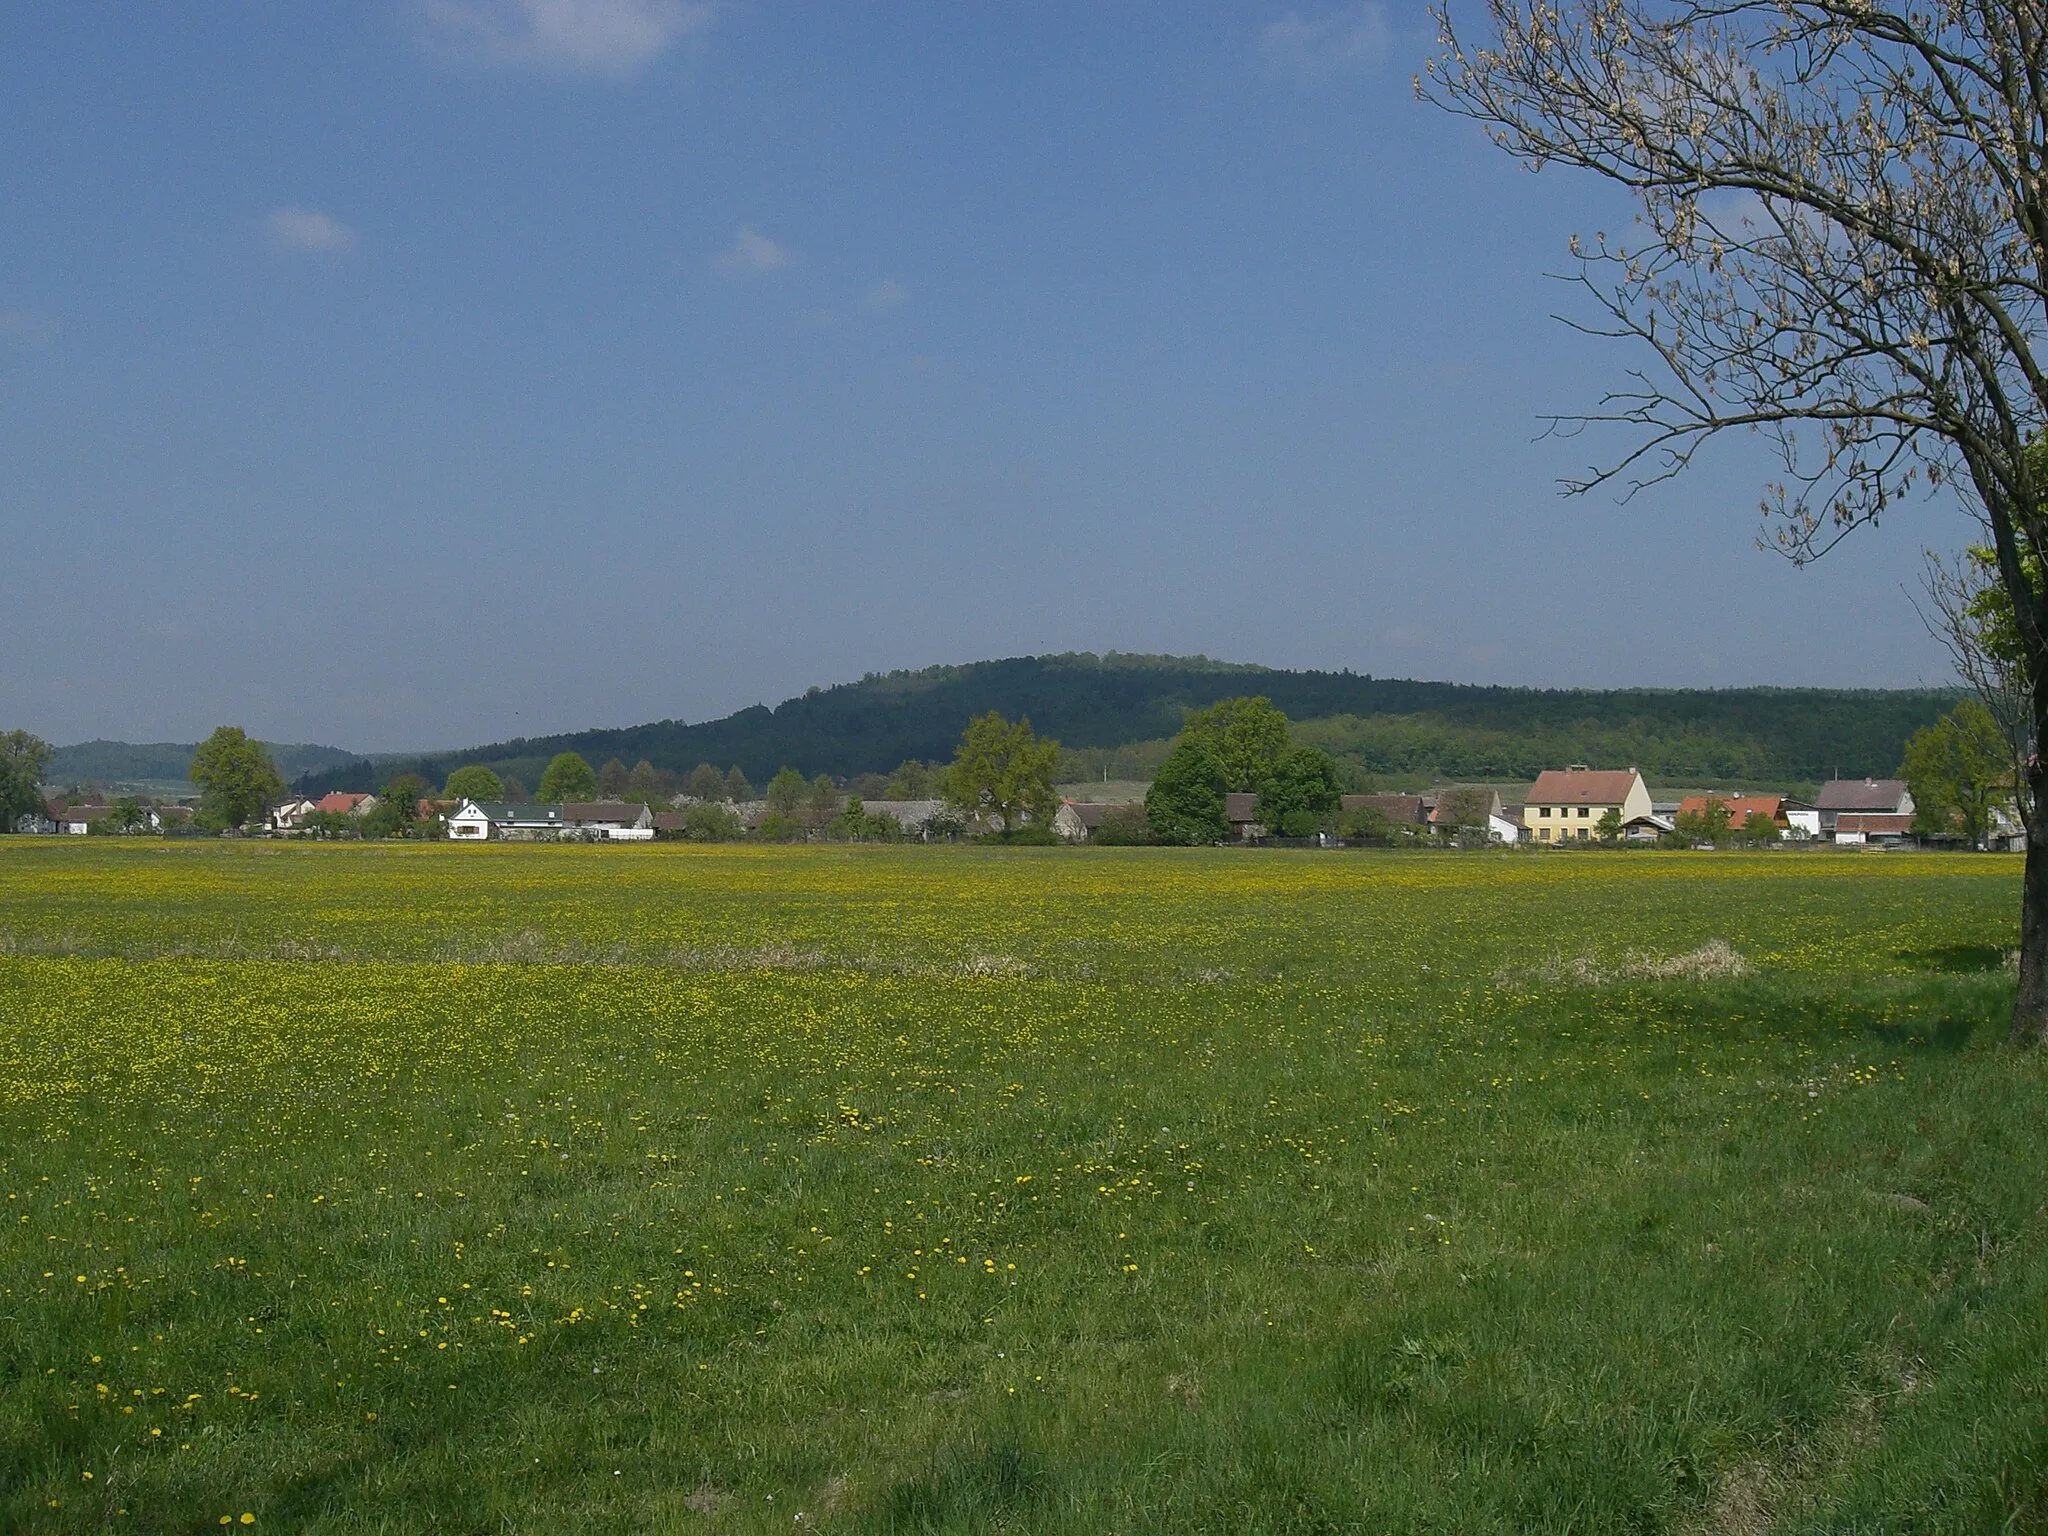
[468,802,563,823]
[558,801,653,825]
[1340,794,1429,824]
[1816,779,1910,811]
[652,811,686,831]
[1223,792,1260,822]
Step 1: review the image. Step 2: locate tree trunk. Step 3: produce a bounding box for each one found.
[2014,750,2048,1046]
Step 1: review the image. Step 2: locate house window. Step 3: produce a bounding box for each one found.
[1539,806,1551,817]
[1577,806,1590,817]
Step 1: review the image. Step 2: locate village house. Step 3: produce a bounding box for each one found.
[1224,792,1264,841]
[1675,794,1789,839]
[1522,766,1653,844]
[46,801,111,835]
[1833,811,1915,847]
[1814,779,1914,841]
[270,797,319,832]
[446,800,653,841]
[1428,787,1523,844]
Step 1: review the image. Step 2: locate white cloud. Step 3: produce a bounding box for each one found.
[863,279,908,311]
[715,225,797,276]
[416,0,716,79]
[1258,4,1389,78]
[264,207,356,253]
[0,308,59,345]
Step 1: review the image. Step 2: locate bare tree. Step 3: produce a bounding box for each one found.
[1427,1,2048,1043]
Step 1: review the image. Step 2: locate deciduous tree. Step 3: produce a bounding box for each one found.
[1178,696,1291,792]
[537,752,597,804]
[1904,700,2012,848]
[189,727,284,832]
[945,712,1061,835]
[0,729,52,831]
[1145,739,1229,845]
[597,758,630,797]
[625,760,667,805]
[1256,746,1344,837]
[723,766,754,802]
[1426,1,2048,1040]
[686,763,726,801]
[444,765,504,802]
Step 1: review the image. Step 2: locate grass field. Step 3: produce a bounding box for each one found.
[2,842,2044,1533]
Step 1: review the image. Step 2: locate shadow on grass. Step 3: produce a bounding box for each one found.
[1893,942,2013,974]
[1538,972,2013,1056]
[879,1439,1048,1533]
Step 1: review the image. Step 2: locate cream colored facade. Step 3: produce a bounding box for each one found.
[1521,768,1653,844]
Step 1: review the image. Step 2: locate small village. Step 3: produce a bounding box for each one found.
[26,764,2013,849]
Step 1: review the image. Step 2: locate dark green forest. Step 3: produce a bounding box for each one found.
[282,653,1958,796]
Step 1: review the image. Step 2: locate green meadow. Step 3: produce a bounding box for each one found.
[1,841,2043,1532]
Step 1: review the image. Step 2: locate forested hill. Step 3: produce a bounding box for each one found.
[50,739,360,787]
[290,652,1959,795]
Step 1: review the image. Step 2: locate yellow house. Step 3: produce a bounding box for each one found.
[1522,766,1652,844]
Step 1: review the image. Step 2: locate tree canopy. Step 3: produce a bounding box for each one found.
[1145,739,1228,846]
[443,764,504,802]
[536,752,597,804]
[1255,745,1343,837]
[1178,696,1291,792]
[1904,701,2012,849]
[945,712,1061,834]
[0,730,52,831]
[189,727,284,831]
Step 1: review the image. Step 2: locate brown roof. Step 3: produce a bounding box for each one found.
[1526,769,1641,806]
[1816,779,1910,812]
[1223,792,1260,823]
[314,792,370,815]
[1836,812,1915,833]
[652,811,686,832]
[1677,794,1784,822]
[1340,794,1429,824]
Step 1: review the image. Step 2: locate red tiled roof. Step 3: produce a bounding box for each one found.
[1836,813,1915,833]
[1526,769,1641,805]
[1677,795,1784,822]
[314,792,370,815]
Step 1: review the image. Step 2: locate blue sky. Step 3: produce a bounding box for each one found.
[1,2,1963,751]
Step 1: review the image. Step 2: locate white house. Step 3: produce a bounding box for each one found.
[1815,779,1914,840]
[271,798,319,832]
[447,800,654,841]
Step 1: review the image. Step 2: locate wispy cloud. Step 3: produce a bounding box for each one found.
[863,279,909,311]
[1258,4,1389,78]
[264,207,356,253]
[0,308,59,345]
[715,225,797,276]
[416,0,717,79]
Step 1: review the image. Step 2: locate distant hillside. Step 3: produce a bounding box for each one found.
[288,652,1959,796]
[49,739,362,788]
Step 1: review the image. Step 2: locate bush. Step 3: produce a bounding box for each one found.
[1090,806,1154,845]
